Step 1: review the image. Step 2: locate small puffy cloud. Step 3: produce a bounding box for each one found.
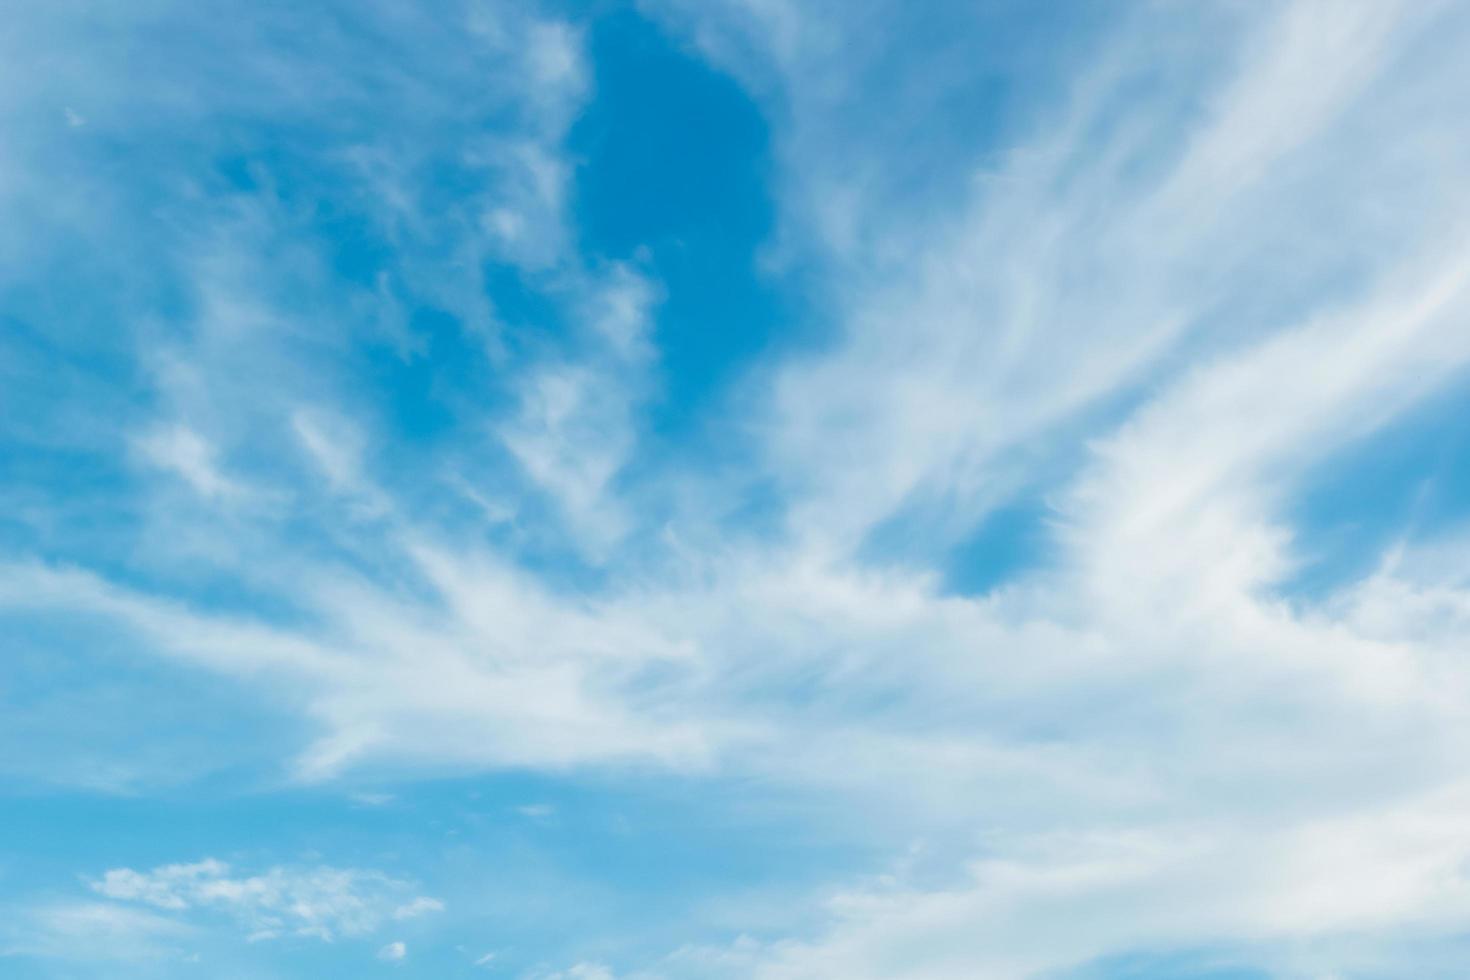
[378,940,407,962]
[90,858,225,910]
[87,859,441,942]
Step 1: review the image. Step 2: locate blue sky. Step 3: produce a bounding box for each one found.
[5,0,1470,977]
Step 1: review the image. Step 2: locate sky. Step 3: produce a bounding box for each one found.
[4,0,1470,977]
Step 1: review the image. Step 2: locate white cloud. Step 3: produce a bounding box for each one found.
[2,902,191,962]
[682,785,1470,980]
[291,408,391,518]
[349,791,396,807]
[472,137,574,271]
[0,551,714,780]
[497,264,661,554]
[393,896,445,920]
[378,940,408,962]
[134,424,245,501]
[7,0,1470,976]
[88,859,441,943]
[527,963,616,980]
[650,0,1458,559]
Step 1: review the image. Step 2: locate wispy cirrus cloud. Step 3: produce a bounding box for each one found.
[2,902,192,963]
[5,0,1470,977]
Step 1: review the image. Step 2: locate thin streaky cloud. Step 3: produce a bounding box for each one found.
[3,1,1470,978]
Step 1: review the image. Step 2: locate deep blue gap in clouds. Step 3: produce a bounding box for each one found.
[569,9,786,436]
[941,495,1056,595]
[851,490,1054,600]
[1281,377,1470,600]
